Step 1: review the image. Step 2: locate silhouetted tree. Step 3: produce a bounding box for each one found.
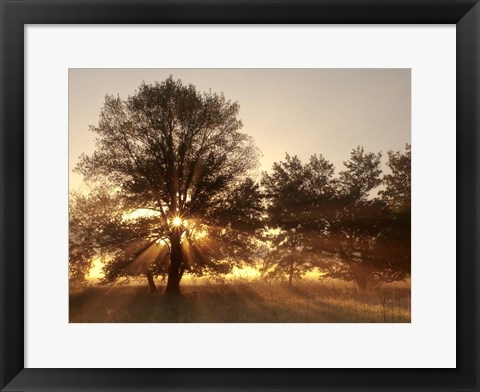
[100,237,170,293]
[318,145,411,289]
[261,154,336,287]
[74,77,262,295]
[375,143,411,282]
[381,144,411,211]
[319,147,384,290]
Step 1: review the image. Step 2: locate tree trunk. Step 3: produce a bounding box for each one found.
[288,260,294,288]
[165,230,182,296]
[146,272,156,293]
[356,274,368,291]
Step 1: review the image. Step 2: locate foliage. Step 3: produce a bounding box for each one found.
[320,146,411,289]
[70,76,411,296]
[69,186,168,288]
[72,77,262,294]
[381,143,411,211]
[375,144,411,282]
[261,154,336,286]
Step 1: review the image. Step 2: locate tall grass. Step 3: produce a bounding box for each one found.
[69,278,410,323]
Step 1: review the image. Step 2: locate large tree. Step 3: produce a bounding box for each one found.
[74,77,262,295]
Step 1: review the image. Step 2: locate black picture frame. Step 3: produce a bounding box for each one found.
[1,1,478,391]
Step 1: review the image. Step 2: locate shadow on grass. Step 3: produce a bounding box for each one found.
[69,280,411,323]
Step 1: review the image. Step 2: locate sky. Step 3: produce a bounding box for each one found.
[69,68,410,191]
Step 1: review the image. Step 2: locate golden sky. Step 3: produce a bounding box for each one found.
[69,68,410,191]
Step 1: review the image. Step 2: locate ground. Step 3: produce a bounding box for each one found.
[69,278,410,323]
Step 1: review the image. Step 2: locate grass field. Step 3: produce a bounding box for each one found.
[69,278,410,323]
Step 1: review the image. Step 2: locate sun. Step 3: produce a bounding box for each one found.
[172,217,182,227]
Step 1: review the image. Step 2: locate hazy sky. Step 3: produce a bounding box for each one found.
[69,68,410,191]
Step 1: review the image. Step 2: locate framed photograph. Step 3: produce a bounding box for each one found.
[67,68,412,324]
[1,1,478,391]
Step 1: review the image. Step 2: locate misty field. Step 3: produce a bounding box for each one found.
[69,279,410,323]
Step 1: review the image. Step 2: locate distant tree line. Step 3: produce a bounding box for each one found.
[261,145,410,290]
[69,77,410,295]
